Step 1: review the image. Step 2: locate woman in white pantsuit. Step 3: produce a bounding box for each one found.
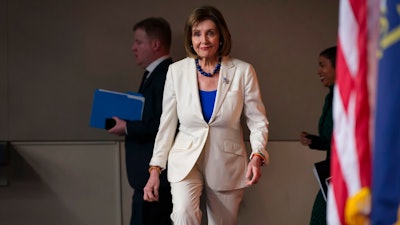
[143,5,269,225]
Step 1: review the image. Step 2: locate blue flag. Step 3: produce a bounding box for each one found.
[371,1,400,224]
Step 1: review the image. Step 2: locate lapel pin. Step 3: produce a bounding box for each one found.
[223,77,229,84]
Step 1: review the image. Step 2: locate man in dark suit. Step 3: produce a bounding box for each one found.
[108,17,173,225]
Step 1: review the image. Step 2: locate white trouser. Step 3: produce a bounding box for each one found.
[170,163,245,225]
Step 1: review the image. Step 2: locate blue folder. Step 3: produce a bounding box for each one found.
[89,89,145,129]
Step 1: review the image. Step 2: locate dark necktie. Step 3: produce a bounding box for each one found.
[139,70,149,93]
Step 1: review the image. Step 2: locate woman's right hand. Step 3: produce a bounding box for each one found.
[300,131,312,146]
[143,169,161,202]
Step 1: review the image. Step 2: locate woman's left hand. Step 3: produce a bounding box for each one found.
[245,156,263,186]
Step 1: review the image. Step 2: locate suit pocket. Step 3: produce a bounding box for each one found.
[171,139,193,151]
[223,140,245,156]
[226,90,240,97]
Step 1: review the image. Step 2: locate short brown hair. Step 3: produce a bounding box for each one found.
[184,6,231,58]
[133,17,171,51]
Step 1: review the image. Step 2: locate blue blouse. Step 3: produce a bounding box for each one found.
[199,90,217,122]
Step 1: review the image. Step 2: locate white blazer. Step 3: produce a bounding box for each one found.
[150,56,269,191]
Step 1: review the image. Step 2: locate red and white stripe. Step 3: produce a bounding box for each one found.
[327,0,372,224]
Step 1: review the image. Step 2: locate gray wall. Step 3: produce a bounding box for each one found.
[0,0,338,224]
[0,0,338,141]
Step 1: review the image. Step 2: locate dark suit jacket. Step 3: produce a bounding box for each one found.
[307,85,334,176]
[125,58,172,189]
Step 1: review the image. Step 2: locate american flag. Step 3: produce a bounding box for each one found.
[327,0,374,224]
[327,0,400,224]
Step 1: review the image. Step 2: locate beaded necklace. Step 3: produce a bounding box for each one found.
[195,57,222,77]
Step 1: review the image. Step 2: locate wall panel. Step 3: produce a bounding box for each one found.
[0,141,122,225]
[1,0,338,141]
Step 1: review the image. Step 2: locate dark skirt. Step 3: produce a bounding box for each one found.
[310,190,326,225]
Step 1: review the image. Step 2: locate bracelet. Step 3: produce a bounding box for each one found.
[148,166,161,174]
[252,153,266,165]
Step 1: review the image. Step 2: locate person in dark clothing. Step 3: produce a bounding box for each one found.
[108,17,173,225]
[300,46,337,225]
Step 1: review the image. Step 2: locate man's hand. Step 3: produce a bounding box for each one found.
[108,117,126,136]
